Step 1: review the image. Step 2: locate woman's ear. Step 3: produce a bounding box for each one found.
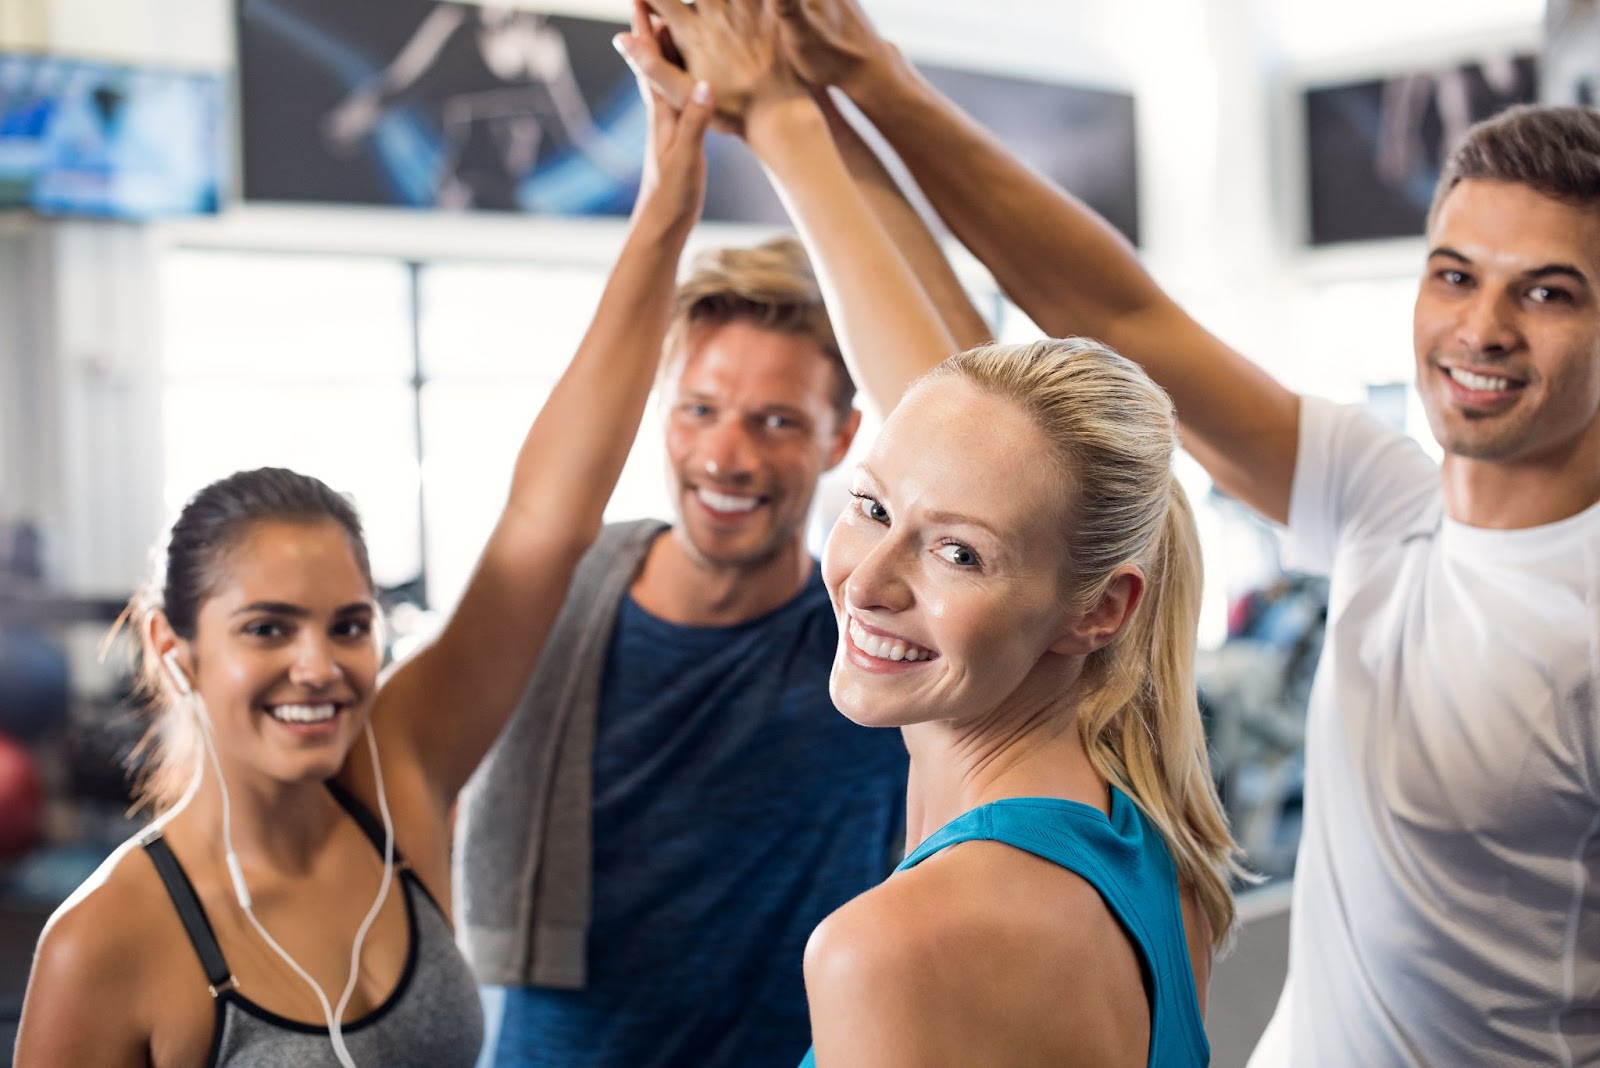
[1049,566,1146,656]
[147,611,192,695]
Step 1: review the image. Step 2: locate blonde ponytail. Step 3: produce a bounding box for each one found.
[1076,476,1241,941]
[934,339,1244,945]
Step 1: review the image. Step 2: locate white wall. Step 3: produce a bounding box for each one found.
[0,0,1548,597]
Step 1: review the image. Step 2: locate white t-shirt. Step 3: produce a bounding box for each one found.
[1250,396,1600,1068]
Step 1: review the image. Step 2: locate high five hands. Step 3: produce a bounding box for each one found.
[617,0,716,227]
[613,0,891,136]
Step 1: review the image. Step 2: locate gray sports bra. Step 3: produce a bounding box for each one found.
[140,782,483,1067]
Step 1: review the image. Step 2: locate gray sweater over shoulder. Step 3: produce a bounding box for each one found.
[454,518,667,989]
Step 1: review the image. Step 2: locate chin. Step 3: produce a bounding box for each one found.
[278,756,350,785]
[828,678,923,730]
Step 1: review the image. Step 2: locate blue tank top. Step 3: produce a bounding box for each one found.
[798,786,1208,1067]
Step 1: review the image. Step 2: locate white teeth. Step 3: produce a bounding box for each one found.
[1448,367,1513,392]
[269,703,338,724]
[697,487,760,513]
[848,617,933,663]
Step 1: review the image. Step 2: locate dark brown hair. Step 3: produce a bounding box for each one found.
[1429,104,1600,228]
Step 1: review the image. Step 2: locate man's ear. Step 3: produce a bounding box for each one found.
[1048,567,1146,656]
[825,407,863,470]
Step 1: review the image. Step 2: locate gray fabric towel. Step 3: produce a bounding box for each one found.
[455,518,668,988]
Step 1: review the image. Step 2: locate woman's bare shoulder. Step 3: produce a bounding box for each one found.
[803,840,1149,1067]
[17,837,188,1065]
[37,833,202,993]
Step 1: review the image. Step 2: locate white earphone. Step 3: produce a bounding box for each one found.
[162,648,192,697]
[154,644,394,1068]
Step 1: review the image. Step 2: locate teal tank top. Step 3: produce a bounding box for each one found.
[798,786,1209,1066]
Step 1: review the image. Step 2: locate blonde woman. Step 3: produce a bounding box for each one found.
[618,2,1240,1063]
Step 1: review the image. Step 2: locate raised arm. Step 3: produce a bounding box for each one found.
[773,0,1300,522]
[632,0,955,417]
[816,90,993,354]
[371,35,715,808]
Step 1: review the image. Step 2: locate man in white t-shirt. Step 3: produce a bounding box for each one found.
[761,7,1600,1061]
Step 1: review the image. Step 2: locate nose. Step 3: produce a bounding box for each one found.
[700,415,757,481]
[288,634,341,690]
[1454,287,1520,358]
[840,527,914,616]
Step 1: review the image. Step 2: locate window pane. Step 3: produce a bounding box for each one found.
[162,381,421,589]
[419,381,670,612]
[419,263,606,379]
[162,252,413,380]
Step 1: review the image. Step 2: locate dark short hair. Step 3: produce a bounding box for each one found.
[1429,104,1600,228]
[154,468,371,640]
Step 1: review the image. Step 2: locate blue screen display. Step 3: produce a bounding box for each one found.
[0,52,226,219]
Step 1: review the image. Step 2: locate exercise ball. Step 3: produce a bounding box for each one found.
[0,624,71,739]
[0,731,44,858]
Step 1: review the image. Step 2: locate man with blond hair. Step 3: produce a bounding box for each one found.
[456,235,908,1067]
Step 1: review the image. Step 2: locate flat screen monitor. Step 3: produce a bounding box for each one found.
[235,0,1138,240]
[1302,54,1537,245]
[0,52,227,219]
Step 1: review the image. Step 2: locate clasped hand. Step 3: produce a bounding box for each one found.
[615,0,888,137]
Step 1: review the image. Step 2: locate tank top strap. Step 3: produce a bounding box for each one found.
[895,788,1208,1066]
[900,790,1176,957]
[324,777,407,866]
[139,830,238,996]
[898,804,997,870]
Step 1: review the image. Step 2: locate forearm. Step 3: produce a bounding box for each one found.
[502,198,692,540]
[844,52,1163,342]
[842,53,1300,521]
[822,94,992,352]
[746,95,956,415]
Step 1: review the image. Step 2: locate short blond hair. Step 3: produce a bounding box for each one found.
[664,235,855,420]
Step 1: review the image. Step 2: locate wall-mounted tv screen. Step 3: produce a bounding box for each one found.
[236,0,1138,240]
[0,52,227,219]
[1303,54,1538,245]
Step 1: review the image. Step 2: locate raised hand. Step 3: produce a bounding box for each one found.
[772,0,892,95]
[621,0,715,227]
[625,0,805,137]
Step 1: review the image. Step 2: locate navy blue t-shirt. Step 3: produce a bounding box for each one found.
[482,564,908,1067]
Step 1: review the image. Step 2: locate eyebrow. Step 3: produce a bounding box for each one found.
[922,509,1002,540]
[755,405,812,422]
[1429,246,1591,285]
[678,392,814,421]
[854,464,1002,540]
[231,601,373,618]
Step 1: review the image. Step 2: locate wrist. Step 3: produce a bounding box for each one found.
[745,94,828,164]
[841,43,915,117]
[629,186,699,244]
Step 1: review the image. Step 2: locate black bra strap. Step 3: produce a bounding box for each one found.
[324,777,405,865]
[140,831,236,994]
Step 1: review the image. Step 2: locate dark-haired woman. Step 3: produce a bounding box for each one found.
[12,66,717,1068]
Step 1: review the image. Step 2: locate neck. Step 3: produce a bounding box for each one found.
[172,758,345,877]
[1440,435,1600,529]
[900,683,1107,850]
[630,527,814,627]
